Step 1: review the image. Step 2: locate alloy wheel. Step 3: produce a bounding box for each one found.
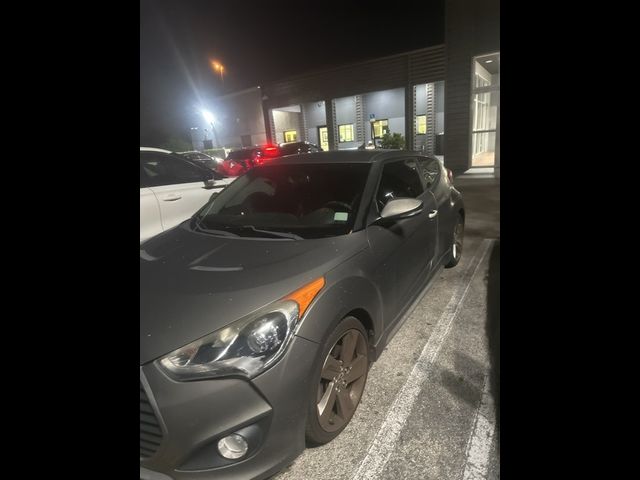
[316,329,368,432]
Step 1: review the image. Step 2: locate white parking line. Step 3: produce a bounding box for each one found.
[351,239,494,480]
[461,376,497,480]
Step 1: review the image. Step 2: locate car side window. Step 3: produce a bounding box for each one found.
[417,157,442,190]
[140,152,206,187]
[376,159,425,211]
[140,162,152,188]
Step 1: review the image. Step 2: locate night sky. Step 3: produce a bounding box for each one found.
[140,0,444,145]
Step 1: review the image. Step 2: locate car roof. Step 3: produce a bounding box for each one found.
[179,151,209,156]
[267,149,425,165]
[279,141,313,146]
[140,147,173,154]
[232,146,260,151]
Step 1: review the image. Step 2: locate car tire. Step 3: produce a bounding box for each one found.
[305,316,370,446]
[444,214,464,268]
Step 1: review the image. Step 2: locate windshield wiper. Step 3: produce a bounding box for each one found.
[192,217,239,237]
[238,225,303,240]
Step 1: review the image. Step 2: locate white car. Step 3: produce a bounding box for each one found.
[140,147,235,243]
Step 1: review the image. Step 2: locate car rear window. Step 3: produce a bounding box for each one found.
[227,149,257,160]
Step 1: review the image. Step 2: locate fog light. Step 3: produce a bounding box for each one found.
[217,433,248,459]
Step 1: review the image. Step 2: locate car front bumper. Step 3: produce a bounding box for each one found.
[140,335,320,480]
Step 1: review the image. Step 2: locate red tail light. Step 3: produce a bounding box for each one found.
[262,145,280,157]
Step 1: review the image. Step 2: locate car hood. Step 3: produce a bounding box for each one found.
[140,224,367,365]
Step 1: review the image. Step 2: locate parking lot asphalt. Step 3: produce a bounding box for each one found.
[272,175,500,480]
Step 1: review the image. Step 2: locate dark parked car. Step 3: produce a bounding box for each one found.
[179,151,225,175]
[219,146,277,176]
[220,142,321,176]
[140,150,464,480]
[278,141,322,155]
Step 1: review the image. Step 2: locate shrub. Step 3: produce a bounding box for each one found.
[379,132,405,150]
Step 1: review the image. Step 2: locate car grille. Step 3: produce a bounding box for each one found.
[140,381,163,459]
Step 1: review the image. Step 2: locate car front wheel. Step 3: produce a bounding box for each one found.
[305,316,370,445]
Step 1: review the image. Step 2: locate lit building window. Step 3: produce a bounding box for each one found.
[373,119,389,138]
[284,130,297,143]
[416,115,427,135]
[339,124,354,142]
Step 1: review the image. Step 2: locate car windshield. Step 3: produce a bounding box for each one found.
[193,163,371,239]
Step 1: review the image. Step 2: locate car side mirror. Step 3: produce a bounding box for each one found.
[379,198,423,220]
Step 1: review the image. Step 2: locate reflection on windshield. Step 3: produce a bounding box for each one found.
[194,163,371,239]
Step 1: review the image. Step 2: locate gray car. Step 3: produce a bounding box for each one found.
[140,150,464,480]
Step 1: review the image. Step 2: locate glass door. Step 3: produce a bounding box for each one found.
[318,126,329,151]
[471,53,500,167]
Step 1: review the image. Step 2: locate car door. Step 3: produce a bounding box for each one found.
[140,163,163,243]
[418,156,453,260]
[366,157,438,328]
[140,151,215,233]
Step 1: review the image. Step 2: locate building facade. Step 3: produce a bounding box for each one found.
[195,0,499,176]
[445,0,500,176]
[190,87,267,151]
[260,46,447,160]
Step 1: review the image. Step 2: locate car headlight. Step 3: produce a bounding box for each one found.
[157,277,325,380]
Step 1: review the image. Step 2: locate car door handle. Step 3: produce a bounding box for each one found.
[161,194,182,202]
[428,210,438,218]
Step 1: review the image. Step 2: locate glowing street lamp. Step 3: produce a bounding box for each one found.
[201,109,215,125]
[201,109,220,148]
[210,60,225,83]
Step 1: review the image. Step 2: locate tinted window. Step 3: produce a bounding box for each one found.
[226,149,257,168]
[140,162,151,188]
[189,158,224,178]
[278,144,296,156]
[278,143,320,156]
[182,152,208,161]
[376,159,424,210]
[200,159,218,169]
[140,152,207,187]
[227,149,257,160]
[279,143,305,156]
[296,143,320,153]
[194,163,371,239]
[417,157,441,189]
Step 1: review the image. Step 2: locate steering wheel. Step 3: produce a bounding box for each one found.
[322,201,352,212]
